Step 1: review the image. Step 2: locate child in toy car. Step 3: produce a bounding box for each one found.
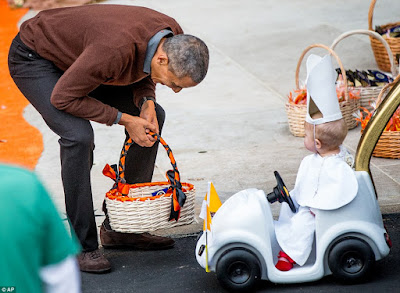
[274,54,358,271]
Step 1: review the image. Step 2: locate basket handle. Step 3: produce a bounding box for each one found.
[117,133,180,183]
[368,0,378,31]
[115,132,186,221]
[295,43,349,101]
[330,29,398,77]
[368,0,400,35]
[375,74,400,107]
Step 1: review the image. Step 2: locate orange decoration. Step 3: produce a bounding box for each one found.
[288,86,360,105]
[355,105,400,132]
[0,0,43,169]
[288,74,361,105]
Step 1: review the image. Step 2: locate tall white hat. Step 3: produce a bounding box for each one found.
[305,54,342,125]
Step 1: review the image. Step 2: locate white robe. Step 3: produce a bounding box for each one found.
[274,146,358,266]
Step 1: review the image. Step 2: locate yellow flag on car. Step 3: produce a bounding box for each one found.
[199,182,222,231]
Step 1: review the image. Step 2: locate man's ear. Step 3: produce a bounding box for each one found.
[157,54,169,66]
[315,139,322,150]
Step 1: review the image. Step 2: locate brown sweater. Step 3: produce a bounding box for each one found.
[20,4,183,125]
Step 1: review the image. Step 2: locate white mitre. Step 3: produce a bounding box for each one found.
[305,54,342,125]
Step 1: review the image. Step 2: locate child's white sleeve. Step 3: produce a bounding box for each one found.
[40,255,81,293]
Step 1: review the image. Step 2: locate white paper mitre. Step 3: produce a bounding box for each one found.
[305,54,342,125]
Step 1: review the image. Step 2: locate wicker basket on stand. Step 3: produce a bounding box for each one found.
[368,0,400,72]
[103,133,196,233]
[360,75,400,159]
[286,44,360,137]
[330,29,398,112]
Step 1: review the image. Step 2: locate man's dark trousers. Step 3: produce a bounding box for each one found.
[8,34,165,252]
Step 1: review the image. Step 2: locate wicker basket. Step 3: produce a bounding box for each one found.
[369,0,400,72]
[372,131,400,158]
[285,102,307,137]
[103,134,196,233]
[286,44,360,137]
[370,75,400,159]
[330,29,398,112]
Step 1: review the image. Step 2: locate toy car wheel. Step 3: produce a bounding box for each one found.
[216,249,260,292]
[328,237,374,283]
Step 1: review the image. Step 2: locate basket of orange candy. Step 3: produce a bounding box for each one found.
[354,76,400,159]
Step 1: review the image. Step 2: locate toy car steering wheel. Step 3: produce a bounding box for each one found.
[266,171,296,213]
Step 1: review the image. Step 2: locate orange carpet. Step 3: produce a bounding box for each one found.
[0,0,43,169]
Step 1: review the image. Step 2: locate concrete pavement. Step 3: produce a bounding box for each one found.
[19,0,400,238]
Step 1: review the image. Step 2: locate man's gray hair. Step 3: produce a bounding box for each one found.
[163,34,209,83]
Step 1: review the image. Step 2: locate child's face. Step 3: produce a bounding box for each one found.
[304,123,316,153]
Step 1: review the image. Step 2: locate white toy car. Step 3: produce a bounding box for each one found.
[195,171,391,291]
[195,79,400,292]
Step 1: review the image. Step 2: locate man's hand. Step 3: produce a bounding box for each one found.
[140,99,159,142]
[118,113,157,147]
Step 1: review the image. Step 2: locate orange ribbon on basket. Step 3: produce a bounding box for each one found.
[102,132,187,221]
